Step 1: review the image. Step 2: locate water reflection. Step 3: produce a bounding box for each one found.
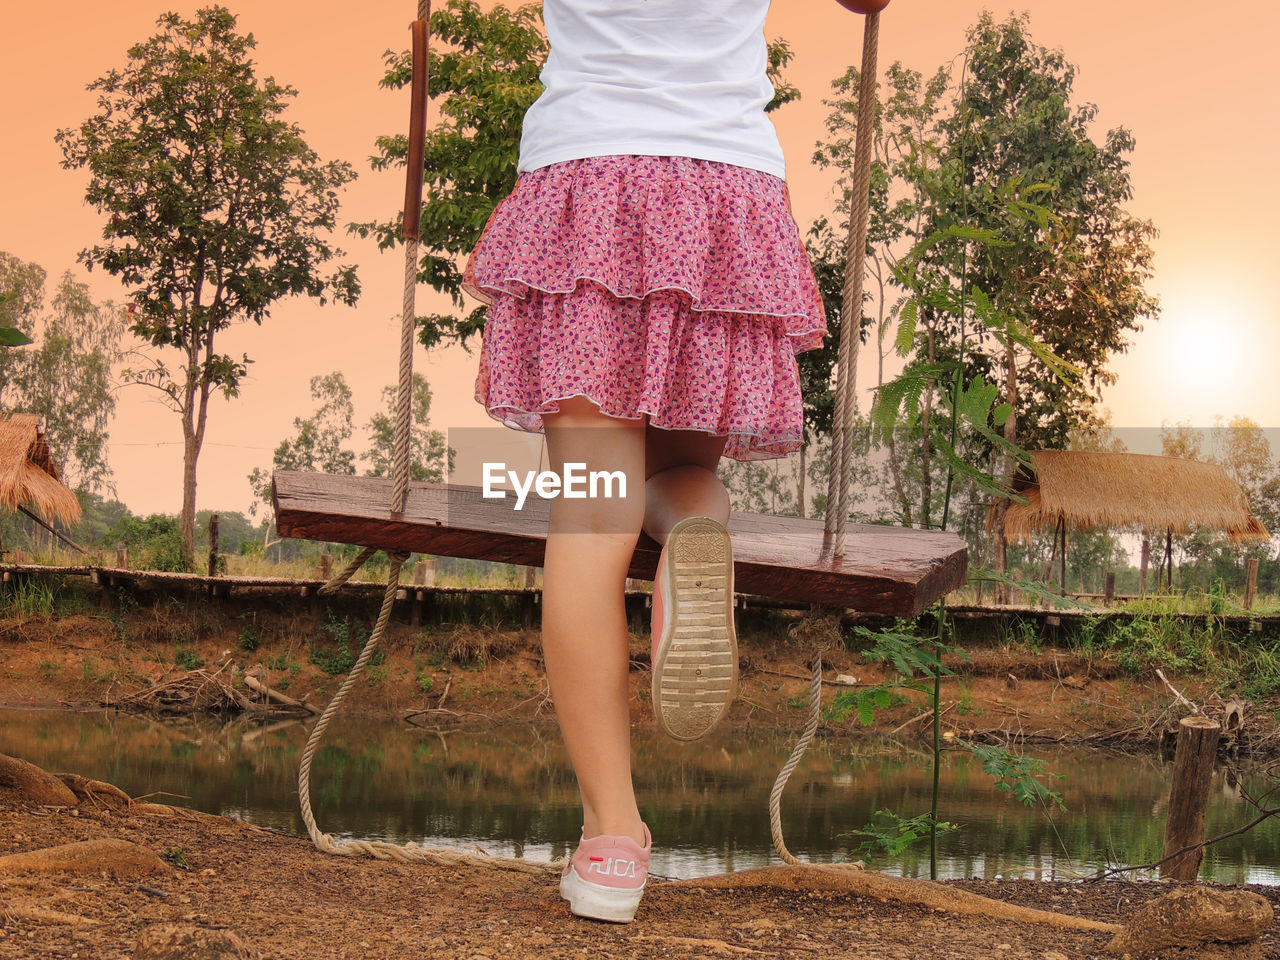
[1,708,1275,883]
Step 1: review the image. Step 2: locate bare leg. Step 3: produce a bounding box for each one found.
[643,428,730,545]
[541,396,647,846]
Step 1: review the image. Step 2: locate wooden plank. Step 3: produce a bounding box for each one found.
[271,471,968,617]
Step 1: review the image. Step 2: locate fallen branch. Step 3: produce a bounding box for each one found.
[1155,668,1203,716]
[243,672,318,715]
[0,905,98,926]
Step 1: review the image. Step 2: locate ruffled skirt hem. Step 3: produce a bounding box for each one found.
[461,155,828,356]
[465,155,829,461]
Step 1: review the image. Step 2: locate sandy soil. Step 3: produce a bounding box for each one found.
[1,783,1277,960]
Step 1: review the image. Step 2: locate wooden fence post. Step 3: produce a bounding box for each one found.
[1243,557,1259,611]
[206,514,220,598]
[1103,572,1116,606]
[1161,716,1221,882]
[1139,538,1150,597]
[320,553,333,580]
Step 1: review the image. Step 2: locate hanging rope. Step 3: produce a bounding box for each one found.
[294,0,566,877]
[775,6,885,869]
[767,611,864,870]
[823,10,882,558]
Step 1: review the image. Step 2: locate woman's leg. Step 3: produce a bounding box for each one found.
[643,427,730,545]
[541,395,647,846]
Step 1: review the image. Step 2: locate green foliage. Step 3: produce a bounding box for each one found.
[968,569,1092,610]
[111,513,187,572]
[161,847,189,870]
[0,578,57,619]
[309,611,381,677]
[248,372,359,519]
[0,290,32,347]
[239,623,261,652]
[827,623,959,726]
[850,810,959,861]
[174,647,204,671]
[964,743,1065,811]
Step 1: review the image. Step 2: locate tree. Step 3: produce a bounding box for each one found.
[56,6,361,567]
[937,13,1158,452]
[363,373,450,483]
[1210,416,1280,544]
[248,372,359,529]
[350,0,802,350]
[0,252,128,495]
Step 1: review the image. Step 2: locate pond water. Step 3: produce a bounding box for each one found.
[2,708,1276,884]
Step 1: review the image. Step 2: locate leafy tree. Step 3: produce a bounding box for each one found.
[1210,415,1280,544]
[1158,418,1280,588]
[363,373,450,483]
[938,13,1159,451]
[350,0,802,350]
[0,253,128,494]
[56,6,361,567]
[248,371,359,526]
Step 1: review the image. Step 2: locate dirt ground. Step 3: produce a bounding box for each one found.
[0,785,1277,960]
[1,592,1278,958]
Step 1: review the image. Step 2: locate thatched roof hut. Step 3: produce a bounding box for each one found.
[1003,450,1268,543]
[0,414,81,526]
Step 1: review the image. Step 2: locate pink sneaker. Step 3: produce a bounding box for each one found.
[559,824,652,923]
[650,516,738,741]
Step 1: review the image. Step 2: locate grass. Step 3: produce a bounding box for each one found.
[0,578,57,618]
[1062,612,1280,700]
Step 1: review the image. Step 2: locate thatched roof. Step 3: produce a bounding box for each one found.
[1003,450,1268,543]
[0,414,81,526]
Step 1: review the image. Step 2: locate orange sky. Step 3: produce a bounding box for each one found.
[4,1,1278,515]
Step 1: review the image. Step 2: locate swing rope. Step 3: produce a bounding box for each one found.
[295,0,565,876]
[297,0,883,878]
[770,8,884,871]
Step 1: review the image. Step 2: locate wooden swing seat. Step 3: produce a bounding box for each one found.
[271,471,967,617]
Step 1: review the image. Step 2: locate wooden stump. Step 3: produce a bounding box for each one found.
[1103,571,1116,605]
[1161,716,1221,882]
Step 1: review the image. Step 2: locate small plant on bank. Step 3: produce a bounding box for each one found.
[161,847,189,869]
[239,622,261,652]
[309,611,383,676]
[174,647,205,671]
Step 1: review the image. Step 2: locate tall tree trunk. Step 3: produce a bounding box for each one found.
[181,426,198,570]
[994,342,1018,604]
[920,325,936,527]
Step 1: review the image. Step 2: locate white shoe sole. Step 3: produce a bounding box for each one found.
[559,865,645,923]
[651,516,738,741]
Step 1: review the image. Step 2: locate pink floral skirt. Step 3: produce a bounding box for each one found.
[462,155,828,461]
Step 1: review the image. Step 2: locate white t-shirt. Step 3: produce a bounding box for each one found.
[517,0,786,179]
